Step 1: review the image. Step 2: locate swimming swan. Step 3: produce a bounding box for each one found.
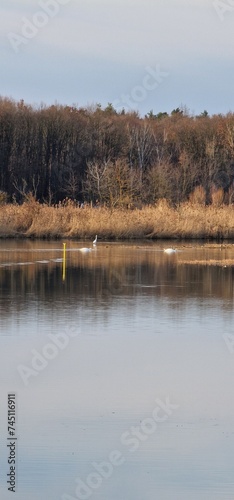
[79,248,92,253]
[79,235,98,253]
[164,248,177,254]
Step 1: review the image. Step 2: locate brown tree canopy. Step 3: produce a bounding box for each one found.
[0,97,234,206]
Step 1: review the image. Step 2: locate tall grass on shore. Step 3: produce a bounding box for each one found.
[1,198,234,240]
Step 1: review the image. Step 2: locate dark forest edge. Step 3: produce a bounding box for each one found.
[0,96,234,208]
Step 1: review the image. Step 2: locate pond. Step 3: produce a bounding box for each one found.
[0,239,234,500]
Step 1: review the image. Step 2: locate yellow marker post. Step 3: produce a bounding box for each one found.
[62,242,66,281]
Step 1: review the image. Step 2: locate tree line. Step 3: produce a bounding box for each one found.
[0,97,234,207]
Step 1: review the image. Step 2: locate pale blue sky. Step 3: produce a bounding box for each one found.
[1,0,234,115]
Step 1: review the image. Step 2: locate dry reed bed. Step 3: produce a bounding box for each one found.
[178,259,234,267]
[1,200,234,239]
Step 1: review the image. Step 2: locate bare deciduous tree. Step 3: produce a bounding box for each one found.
[83,159,141,208]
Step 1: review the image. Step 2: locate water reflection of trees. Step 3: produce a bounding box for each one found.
[1,246,234,319]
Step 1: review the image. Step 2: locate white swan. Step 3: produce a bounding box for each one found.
[164,248,177,254]
[79,248,92,253]
[79,235,97,252]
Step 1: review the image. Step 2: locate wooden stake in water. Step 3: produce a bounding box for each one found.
[62,243,66,281]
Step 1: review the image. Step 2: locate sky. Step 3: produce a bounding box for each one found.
[1,0,234,116]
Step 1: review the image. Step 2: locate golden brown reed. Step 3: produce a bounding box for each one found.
[1,198,234,240]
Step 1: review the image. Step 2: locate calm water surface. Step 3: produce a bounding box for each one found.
[0,240,234,500]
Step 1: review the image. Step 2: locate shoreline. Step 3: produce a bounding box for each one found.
[1,200,234,241]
